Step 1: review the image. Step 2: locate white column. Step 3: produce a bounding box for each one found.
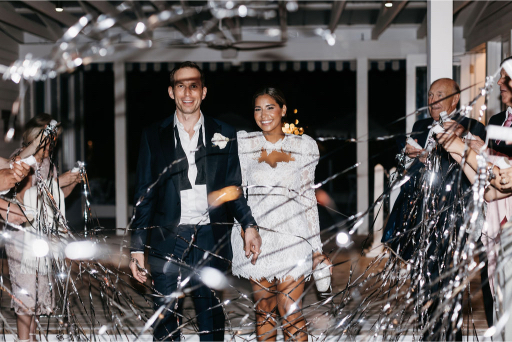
[357,57,369,235]
[469,53,487,121]
[18,79,27,127]
[486,40,502,123]
[427,0,453,86]
[459,55,471,108]
[366,164,384,257]
[406,54,427,134]
[114,62,128,235]
[63,74,76,171]
[44,78,52,114]
[29,81,35,119]
[389,167,399,209]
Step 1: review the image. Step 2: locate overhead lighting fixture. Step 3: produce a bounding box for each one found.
[55,1,63,12]
[385,1,393,8]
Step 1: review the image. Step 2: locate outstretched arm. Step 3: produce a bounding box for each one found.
[438,134,512,196]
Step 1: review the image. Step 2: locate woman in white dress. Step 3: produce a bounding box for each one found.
[231,87,332,341]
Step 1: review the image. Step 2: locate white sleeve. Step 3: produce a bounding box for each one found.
[299,135,322,252]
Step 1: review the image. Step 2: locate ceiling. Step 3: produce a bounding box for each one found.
[0,1,506,51]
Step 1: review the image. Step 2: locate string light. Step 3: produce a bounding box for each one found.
[55,1,63,12]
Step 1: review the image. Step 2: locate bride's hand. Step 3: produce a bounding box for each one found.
[313,251,332,275]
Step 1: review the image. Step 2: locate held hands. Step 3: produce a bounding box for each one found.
[129,253,148,283]
[313,251,333,275]
[241,226,262,265]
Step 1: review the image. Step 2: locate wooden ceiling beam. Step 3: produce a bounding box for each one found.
[328,0,346,33]
[372,1,408,40]
[0,3,55,41]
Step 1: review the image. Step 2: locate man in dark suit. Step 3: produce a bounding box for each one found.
[129,61,261,341]
[382,78,486,340]
[383,78,486,251]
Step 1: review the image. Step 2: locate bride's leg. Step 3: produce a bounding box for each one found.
[29,315,37,341]
[251,278,278,341]
[16,314,32,340]
[276,276,307,341]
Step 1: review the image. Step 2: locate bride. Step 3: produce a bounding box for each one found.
[231,87,332,341]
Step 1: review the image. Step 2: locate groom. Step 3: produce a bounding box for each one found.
[130,61,261,341]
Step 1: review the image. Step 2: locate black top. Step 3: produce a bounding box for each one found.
[488,110,512,157]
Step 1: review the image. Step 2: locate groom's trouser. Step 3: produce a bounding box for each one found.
[152,224,225,341]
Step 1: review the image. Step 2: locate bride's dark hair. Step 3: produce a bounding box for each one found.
[252,87,287,122]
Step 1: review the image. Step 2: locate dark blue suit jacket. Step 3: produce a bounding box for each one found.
[130,115,256,271]
[409,115,486,179]
[382,115,486,254]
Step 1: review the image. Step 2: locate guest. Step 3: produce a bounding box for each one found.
[487,56,512,157]
[451,57,512,326]
[5,114,69,342]
[232,87,332,341]
[383,78,486,257]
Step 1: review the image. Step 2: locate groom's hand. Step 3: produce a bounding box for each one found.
[243,226,262,265]
[129,253,147,283]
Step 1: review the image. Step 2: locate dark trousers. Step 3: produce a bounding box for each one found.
[151,225,225,341]
[478,238,494,327]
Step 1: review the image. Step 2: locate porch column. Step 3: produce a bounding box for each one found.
[114,62,128,235]
[427,0,453,85]
[357,57,368,234]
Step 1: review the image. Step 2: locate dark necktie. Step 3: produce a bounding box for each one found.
[173,125,206,191]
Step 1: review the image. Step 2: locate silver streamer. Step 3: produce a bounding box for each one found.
[0,2,510,341]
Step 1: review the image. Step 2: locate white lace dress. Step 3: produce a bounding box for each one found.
[231,131,322,282]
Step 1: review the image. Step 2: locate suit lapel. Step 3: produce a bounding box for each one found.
[159,118,181,196]
[416,118,433,147]
[204,115,221,194]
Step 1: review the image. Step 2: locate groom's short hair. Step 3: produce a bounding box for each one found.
[169,61,206,88]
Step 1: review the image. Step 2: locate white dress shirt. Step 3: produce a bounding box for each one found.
[131,113,210,255]
[173,113,210,225]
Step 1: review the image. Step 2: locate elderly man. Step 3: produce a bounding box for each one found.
[405,78,485,160]
[383,78,486,340]
[383,78,486,254]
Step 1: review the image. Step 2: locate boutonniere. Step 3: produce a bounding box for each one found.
[212,133,230,149]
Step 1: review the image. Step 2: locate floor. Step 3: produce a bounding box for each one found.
[0,234,490,341]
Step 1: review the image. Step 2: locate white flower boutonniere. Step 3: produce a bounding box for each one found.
[212,133,230,149]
